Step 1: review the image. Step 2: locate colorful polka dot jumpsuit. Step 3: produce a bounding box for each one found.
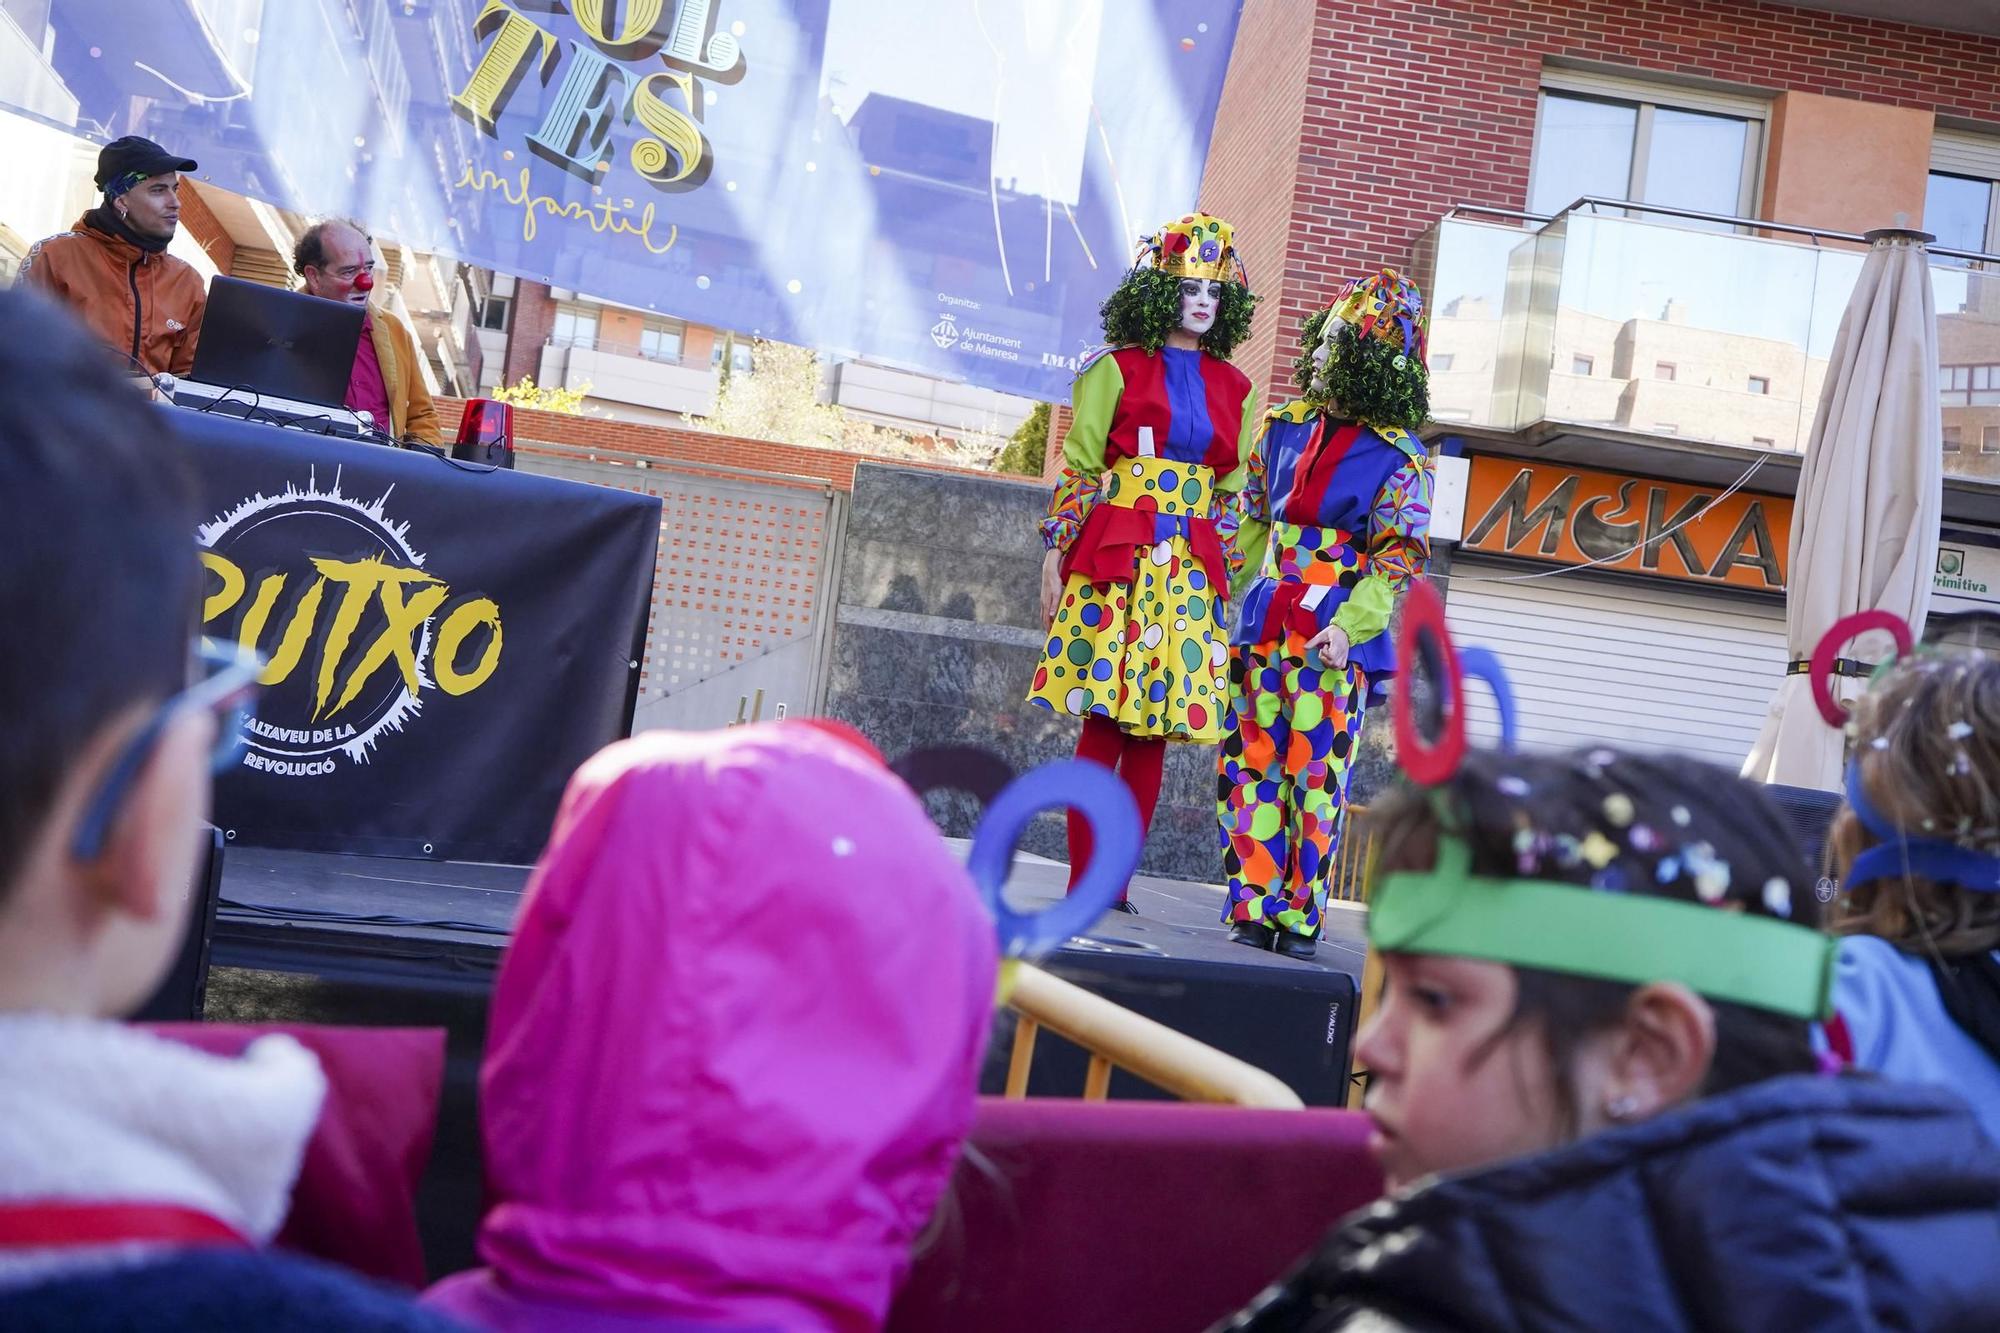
[1217,403,1433,939]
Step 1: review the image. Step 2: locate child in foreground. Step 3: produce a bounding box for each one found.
[424,721,999,1333]
[1218,747,2000,1332]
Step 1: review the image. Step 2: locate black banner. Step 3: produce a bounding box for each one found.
[180,410,660,864]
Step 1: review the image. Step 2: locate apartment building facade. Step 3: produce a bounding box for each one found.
[472,275,1037,440]
[1189,0,2000,767]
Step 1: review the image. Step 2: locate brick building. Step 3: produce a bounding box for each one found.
[1199,0,2000,403]
[1085,0,2000,766]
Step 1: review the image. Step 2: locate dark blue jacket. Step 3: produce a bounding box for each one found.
[0,1249,467,1331]
[1219,1075,2000,1332]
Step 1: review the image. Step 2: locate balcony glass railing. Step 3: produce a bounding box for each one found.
[1415,200,2000,483]
[545,333,691,366]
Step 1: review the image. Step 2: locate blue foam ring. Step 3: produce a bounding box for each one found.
[1456,646,1519,753]
[966,759,1142,959]
[1841,758,2000,895]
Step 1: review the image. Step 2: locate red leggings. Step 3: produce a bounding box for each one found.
[1068,715,1166,900]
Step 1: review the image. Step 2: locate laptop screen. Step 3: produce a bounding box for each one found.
[189,276,366,409]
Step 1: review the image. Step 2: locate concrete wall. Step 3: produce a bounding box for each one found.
[1762,92,1934,237]
[822,461,1404,884]
[830,358,1037,437]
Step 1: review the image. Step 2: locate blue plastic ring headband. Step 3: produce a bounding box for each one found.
[967,759,1139,958]
[895,746,1142,960]
[1843,760,2000,894]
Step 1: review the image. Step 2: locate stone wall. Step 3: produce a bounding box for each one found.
[823,460,1409,883]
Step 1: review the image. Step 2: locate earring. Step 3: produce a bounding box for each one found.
[1605,1093,1642,1121]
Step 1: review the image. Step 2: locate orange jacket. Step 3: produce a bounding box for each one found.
[367,308,441,446]
[21,213,206,377]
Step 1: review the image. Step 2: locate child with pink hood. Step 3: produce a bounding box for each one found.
[424,721,999,1333]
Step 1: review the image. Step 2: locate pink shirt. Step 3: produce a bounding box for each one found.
[345,314,392,429]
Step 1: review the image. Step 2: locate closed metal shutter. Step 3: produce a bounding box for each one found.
[1443,559,1787,769]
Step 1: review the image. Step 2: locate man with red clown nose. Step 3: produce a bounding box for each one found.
[1027,212,1260,910]
[1217,270,1435,959]
[294,218,440,447]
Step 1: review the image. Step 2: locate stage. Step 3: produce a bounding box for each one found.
[209,841,1368,993]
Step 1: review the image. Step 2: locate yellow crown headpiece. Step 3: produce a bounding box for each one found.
[1138,212,1246,285]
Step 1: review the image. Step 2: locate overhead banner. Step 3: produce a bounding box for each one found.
[1462,456,1792,593]
[2,1,1243,401]
[182,410,659,864]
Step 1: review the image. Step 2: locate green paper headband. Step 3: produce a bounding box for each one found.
[1370,836,1835,1021]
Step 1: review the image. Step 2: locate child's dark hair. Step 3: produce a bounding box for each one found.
[1292,310,1429,432]
[1369,747,1820,1133]
[1098,266,1256,358]
[0,287,200,898]
[1832,650,2000,957]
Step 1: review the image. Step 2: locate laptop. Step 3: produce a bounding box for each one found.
[188,275,365,409]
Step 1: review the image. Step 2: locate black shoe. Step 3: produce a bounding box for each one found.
[1110,900,1140,915]
[1229,921,1277,950]
[1274,930,1318,960]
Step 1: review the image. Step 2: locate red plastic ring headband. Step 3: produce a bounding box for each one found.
[1394,580,1465,786]
[1809,610,1915,727]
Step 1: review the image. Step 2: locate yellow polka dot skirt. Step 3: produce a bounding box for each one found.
[1027,458,1228,743]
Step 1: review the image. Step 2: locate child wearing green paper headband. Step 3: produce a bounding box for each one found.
[1217,747,2000,1333]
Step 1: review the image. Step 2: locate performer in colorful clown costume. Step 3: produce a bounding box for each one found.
[1027,213,1259,910]
[1218,270,1434,958]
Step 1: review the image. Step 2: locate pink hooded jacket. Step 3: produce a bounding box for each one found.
[424,723,999,1332]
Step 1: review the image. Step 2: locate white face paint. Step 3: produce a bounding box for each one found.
[1310,328,1335,375]
[1179,278,1223,336]
[1307,318,1343,391]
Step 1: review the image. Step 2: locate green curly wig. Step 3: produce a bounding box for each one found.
[1098,267,1257,359]
[1291,310,1429,432]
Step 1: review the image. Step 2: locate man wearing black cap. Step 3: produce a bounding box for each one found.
[20,136,207,379]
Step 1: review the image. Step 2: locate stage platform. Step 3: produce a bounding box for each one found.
[211,842,1367,992]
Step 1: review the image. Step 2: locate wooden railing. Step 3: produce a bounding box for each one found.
[1326,804,1376,904]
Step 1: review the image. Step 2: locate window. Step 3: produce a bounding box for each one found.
[1927,172,1992,254]
[1945,426,1964,452]
[476,295,511,332]
[1929,132,2000,255]
[1984,426,2000,454]
[640,321,685,362]
[551,308,597,349]
[1747,375,1770,396]
[1431,352,1455,373]
[1571,354,1595,376]
[1654,361,1677,382]
[1528,71,1766,223]
[712,338,753,374]
[1941,364,2000,406]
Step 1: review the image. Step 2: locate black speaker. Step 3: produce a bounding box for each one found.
[983,938,1358,1108]
[132,826,224,1021]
